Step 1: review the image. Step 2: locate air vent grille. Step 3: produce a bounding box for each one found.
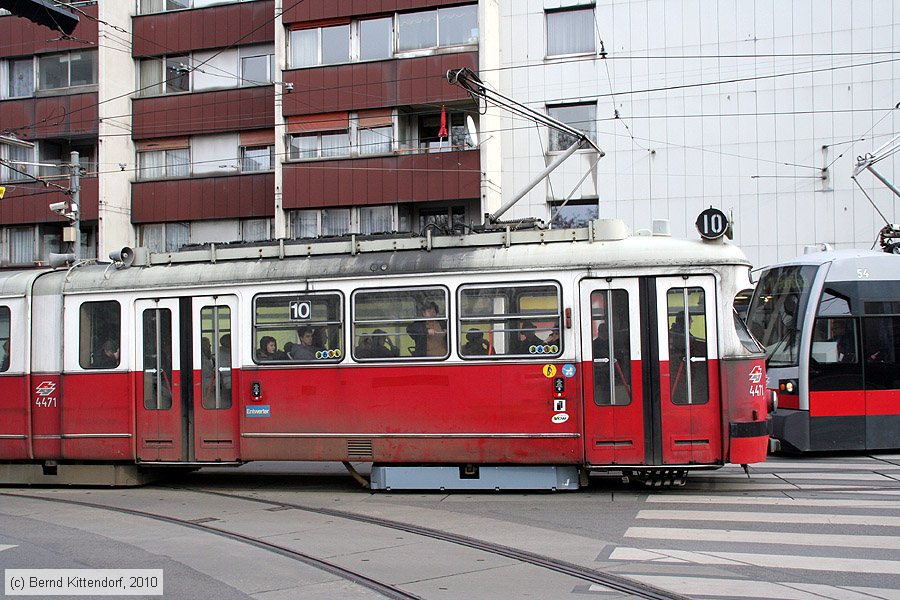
[347,438,373,457]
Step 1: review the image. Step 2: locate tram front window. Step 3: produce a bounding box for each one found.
[746,265,818,367]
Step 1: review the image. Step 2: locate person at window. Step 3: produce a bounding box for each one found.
[256,335,286,361]
[407,302,446,357]
[94,339,120,368]
[829,320,856,363]
[512,320,542,354]
[217,334,232,394]
[545,325,560,348]
[1,339,9,371]
[290,326,320,360]
[462,329,489,355]
[200,337,215,399]
[356,329,397,359]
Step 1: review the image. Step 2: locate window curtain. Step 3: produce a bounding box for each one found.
[290,29,318,68]
[359,206,393,234]
[241,219,270,242]
[165,223,190,252]
[291,210,318,238]
[358,126,392,155]
[138,151,165,179]
[321,132,349,157]
[321,209,350,236]
[166,148,190,177]
[9,228,34,265]
[141,224,165,253]
[547,9,595,56]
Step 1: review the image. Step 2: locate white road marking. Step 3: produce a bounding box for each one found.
[607,547,900,575]
[624,526,900,549]
[0,545,17,552]
[636,509,900,527]
[592,576,900,599]
[645,494,900,509]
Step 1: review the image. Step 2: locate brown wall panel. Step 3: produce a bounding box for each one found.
[283,52,475,116]
[133,1,274,57]
[132,86,274,139]
[283,0,472,24]
[0,177,97,225]
[282,150,478,209]
[131,173,274,223]
[0,93,98,139]
[0,5,98,58]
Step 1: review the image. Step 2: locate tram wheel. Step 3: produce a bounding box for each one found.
[625,469,688,487]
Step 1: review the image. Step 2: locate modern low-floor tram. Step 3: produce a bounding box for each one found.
[746,248,900,452]
[0,220,769,489]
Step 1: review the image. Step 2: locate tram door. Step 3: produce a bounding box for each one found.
[581,276,721,466]
[580,279,644,465]
[656,276,721,464]
[134,299,182,462]
[192,296,239,462]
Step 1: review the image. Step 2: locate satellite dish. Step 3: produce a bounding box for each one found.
[465,115,479,147]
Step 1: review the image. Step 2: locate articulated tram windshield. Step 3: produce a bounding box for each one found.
[746,265,819,367]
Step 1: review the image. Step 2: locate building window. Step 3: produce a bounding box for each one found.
[289,131,350,159]
[240,45,274,86]
[358,125,393,155]
[546,7,595,57]
[241,145,274,171]
[359,206,393,234]
[241,218,271,242]
[401,109,474,153]
[418,205,466,234]
[37,141,96,179]
[550,199,598,229]
[397,6,477,53]
[547,103,596,152]
[8,227,34,266]
[37,50,97,90]
[138,148,190,179]
[8,57,34,98]
[141,222,190,253]
[139,55,189,96]
[139,0,189,13]
[437,5,478,46]
[359,17,392,61]
[1,143,34,182]
[290,24,350,68]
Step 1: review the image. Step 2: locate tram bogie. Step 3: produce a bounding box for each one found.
[0,221,770,488]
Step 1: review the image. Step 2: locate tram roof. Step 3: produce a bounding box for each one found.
[3,222,752,295]
[759,248,900,282]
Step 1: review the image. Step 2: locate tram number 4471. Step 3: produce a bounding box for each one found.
[34,397,58,408]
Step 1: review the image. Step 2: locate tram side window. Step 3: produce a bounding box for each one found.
[590,290,631,405]
[142,308,173,410]
[353,288,448,360]
[0,306,10,372]
[457,283,561,358]
[253,293,343,363]
[863,317,900,390]
[811,318,858,364]
[79,301,121,369]
[666,288,708,405]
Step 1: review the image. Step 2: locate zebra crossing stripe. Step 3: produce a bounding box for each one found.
[0,545,15,552]
[636,509,900,527]
[625,526,900,549]
[644,494,900,509]
[607,547,900,575]
[592,575,900,599]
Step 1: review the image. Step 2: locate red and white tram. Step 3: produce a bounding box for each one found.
[746,248,900,452]
[0,220,769,489]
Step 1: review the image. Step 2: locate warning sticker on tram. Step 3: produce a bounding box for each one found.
[542,364,557,378]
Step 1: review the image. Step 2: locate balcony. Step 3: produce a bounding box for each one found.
[282,149,479,209]
[0,4,98,57]
[0,178,97,225]
[132,86,274,139]
[131,171,274,223]
[0,93,97,139]
[282,52,477,116]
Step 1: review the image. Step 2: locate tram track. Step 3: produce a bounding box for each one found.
[178,487,690,600]
[0,491,422,600]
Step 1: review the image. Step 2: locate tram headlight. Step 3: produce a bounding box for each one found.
[778,379,798,394]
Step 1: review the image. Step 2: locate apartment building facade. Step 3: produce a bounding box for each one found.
[0,0,496,267]
[1,0,897,268]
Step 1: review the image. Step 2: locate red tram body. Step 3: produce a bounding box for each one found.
[0,222,769,488]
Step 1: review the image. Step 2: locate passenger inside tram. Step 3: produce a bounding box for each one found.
[462,328,490,355]
[289,326,320,360]
[94,339,120,368]
[256,336,287,361]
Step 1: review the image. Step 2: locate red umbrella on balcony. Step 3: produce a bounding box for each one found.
[438,105,448,139]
